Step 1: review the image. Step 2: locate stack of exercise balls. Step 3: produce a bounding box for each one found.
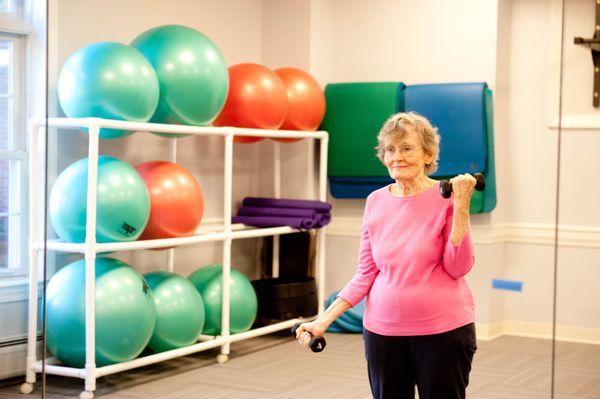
[49,23,301,367]
[45,261,258,365]
[213,63,325,143]
[58,24,324,142]
[139,262,259,354]
[46,155,254,362]
[57,24,228,139]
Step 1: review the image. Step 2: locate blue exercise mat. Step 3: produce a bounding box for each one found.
[402,82,488,177]
[330,316,363,333]
[325,290,366,333]
[329,176,394,199]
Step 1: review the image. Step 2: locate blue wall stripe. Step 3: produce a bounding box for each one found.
[492,279,523,292]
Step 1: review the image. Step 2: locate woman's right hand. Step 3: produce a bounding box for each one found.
[295,321,327,351]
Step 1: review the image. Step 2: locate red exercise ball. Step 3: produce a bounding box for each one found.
[135,161,204,239]
[213,63,288,143]
[273,68,325,143]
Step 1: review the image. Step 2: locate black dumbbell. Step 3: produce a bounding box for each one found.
[291,323,326,353]
[439,173,486,199]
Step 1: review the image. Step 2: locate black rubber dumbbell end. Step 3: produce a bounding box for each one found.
[291,323,326,353]
[439,173,486,199]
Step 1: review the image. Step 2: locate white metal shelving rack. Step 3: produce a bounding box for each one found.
[21,117,329,399]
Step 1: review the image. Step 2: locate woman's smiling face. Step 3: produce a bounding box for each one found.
[383,128,433,182]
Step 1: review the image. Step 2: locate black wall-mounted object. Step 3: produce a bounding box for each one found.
[574,0,600,107]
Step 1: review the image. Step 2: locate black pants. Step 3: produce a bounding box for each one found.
[363,323,477,399]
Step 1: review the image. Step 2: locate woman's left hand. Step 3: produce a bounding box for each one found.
[450,174,477,208]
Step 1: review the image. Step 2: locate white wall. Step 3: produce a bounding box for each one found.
[554,0,600,335]
[499,0,600,340]
[258,0,318,202]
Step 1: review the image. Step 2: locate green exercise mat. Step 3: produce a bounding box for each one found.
[482,87,497,212]
[321,82,405,177]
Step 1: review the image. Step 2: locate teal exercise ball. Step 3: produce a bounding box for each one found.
[46,258,156,368]
[188,265,258,335]
[57,42,159,139]
[131,25,228,137]
[144,271,205,352]
[49,156,150,243]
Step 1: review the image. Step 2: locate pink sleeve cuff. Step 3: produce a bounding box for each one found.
[337,287,358,307]
[443,231,475,278]
[337,286,363,308]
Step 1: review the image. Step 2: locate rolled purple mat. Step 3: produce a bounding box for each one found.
[242,197,332,213]
[232,215,316,230]
[316,213,331,227]
[237,206,317,218]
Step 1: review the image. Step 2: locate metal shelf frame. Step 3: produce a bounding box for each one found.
[22,117,329,399]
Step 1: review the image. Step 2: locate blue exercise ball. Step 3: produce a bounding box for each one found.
[144,271,205,352]
[49,156,150,243]
[46,257,156,368]
[58,41,159,139]
[131,25,228,137]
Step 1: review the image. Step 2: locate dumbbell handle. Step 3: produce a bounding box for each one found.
[439,173,486,199]
[291,323,326,353]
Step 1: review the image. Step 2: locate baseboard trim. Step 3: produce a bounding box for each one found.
[476,320,600,345]
[0,342,42,381]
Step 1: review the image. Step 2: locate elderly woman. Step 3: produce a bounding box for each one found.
[296,112,477,399]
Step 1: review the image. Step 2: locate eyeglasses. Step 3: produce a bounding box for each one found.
[384,144,421,158]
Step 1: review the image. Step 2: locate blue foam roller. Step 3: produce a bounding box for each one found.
[327,323,346,333]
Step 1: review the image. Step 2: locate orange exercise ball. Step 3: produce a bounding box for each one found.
[135,161,204,239]
[213,63,288,143]
[273,68,325,143]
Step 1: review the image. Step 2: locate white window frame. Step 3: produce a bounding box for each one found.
[0,0,33,278]
[0,0,23,20]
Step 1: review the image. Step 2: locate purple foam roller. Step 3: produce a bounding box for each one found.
[242,197,332,213]
[232,215,316,230]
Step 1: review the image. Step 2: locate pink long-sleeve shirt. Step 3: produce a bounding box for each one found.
[338,184,475,336]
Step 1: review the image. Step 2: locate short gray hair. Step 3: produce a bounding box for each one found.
[375,112,440,175]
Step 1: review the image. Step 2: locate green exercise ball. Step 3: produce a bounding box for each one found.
[57,41,159,139]
[144,271,205,352]
[131,25,229,137]
[49,156,150,243]
[46,258,156,368]
[188,265,258,335]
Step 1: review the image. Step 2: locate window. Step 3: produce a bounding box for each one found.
[0,0,28,277]
[0,0,11,14]
[0,0,23,19]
